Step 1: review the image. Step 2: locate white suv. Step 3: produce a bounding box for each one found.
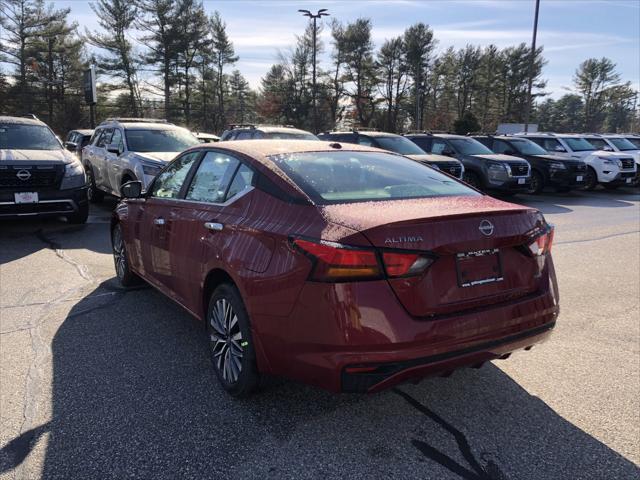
[82,118,200,201]
[514,133,637,190]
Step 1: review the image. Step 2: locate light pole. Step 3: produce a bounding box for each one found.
[523,0,540,133]
[298,8,329,134]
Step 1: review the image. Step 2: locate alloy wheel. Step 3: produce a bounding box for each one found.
[112,227,127,280]
[209,298,244,384]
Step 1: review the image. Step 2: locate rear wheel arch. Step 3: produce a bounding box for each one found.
[202,269,237,322]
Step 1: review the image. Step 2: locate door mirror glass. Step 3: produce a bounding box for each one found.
[442,148,454,156]
[602,145,613,152]
[553,145,566,152]
[121,180,142,198]
[107,143,121,155]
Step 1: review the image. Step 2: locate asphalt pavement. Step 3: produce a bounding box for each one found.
[1,188,639,480]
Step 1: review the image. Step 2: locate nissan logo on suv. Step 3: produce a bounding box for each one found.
[16,170,32,181]
[479,220,494,236]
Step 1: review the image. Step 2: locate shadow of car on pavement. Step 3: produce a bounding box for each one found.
[1,278,638,479]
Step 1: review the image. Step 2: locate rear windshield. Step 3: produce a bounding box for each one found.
[448,138,493,155]
[270,151,479,204]
[508,138,548,156]
[262,131,318,140]
[608,138,638,151]
[0,124,61,150]
[373,136,426,155]
[125,128,199,152]
[561,137,595,152]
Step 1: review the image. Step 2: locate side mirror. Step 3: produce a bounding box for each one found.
[442,149,454,156]
[65,143,76,152]
[553,145,566,153]
[602,145,613,152]
[121,180,142,199]
[107,143,122,155]
[503,149,515,155]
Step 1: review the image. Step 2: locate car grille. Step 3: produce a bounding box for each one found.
[439,162,463,178]
[620,158,635,170]
[0,164,63,189]
[507,162,529,177]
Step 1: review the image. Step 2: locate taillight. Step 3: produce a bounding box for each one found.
[292,238,382,281]
[292,237,434,282]
[382,251,434,278]
[528,225,555,256]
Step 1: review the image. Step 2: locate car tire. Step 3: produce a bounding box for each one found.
[111,223,142,287]
[86,167,104,203]
[66,202,89,224]
[583,167,598,191]
[463,171,482,190]
[207,283,259,397]
[528,170,544,195]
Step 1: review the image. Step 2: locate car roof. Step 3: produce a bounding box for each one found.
[0,116,45,126]
[322,131,400,138]
[70,129,94,135]
[99,122,184,131]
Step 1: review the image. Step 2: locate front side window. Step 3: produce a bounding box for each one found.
[150,151,199,199]
[373,136,426,155]
[408,137,433,151]
[235,130,254,140]
[448,138,493,155]
[624,137,640,149]
[561,137,595,152]
[0,124,62,150]
[97,129,113,148]
[125,128,199,153]
[357,135,375,147]
[185,151,240,203]
[271,151,479,204]
[492,140,513,154]
[429,138,449,154]
[585,138,609,150]
[110,129,124,150]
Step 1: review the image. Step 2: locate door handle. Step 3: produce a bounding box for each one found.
[204,222,224,232]
[153,218,166,226]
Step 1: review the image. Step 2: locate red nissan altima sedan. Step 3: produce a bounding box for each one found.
[111,140,558,396]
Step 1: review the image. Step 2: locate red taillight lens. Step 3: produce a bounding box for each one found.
[382,251,434,278]
[528,225,555,256]
[292,238,382,281]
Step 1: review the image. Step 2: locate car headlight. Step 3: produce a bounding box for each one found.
[142,162,163,176]
[60,160,86,190]
[549,162,566,170]
[598,157,616,166]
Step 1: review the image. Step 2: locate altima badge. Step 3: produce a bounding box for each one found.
[479,220,494,236]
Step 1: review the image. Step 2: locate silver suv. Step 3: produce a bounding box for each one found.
[82,118,199,201]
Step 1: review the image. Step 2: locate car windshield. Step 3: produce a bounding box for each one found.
[624,137,640,149]
[607,138,638,151]
[0,124,61,150]
[125,128,199,152]
[561,137,595,152]
[262,131,318,140]
[508,138,549,156]
[448,138,494,155]
[585,138,610,150]
[270,151,479,204]
[373,136,426,155]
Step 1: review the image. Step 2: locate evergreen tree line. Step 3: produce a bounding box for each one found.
[1,0,638,135]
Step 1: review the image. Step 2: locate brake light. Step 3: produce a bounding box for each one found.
[292,238,435,282]
[382,251,434,278]
[528,225,555,256]
[292,238,382,281]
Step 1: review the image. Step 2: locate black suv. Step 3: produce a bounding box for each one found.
[317,130,464,179]
[473,135,589,194]
[0,116,88,223]
[220,124,318,141]
[64,129,94,158]
[404,133,531,194]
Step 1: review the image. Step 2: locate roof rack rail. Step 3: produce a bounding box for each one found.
[352,126,379,132]
[102,118,169,124]
[227,123,257,130]
[404,130,431,135]
[466,131,496,136]
[22,114,40,120]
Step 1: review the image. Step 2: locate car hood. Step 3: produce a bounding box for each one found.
[473,153,528,163]
[532,153,570,161]
[131,152,178,163]
[0,149,75,164]
[406,154,457,164]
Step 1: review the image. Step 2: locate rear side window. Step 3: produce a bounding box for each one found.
[226,164,254,200]
[185,151,240,203]
[270,151,478,204]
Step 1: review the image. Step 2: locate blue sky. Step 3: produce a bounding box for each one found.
[53,0,640,99]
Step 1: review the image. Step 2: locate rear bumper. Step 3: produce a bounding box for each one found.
[253,259,559,393]
[0,186,87,218]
